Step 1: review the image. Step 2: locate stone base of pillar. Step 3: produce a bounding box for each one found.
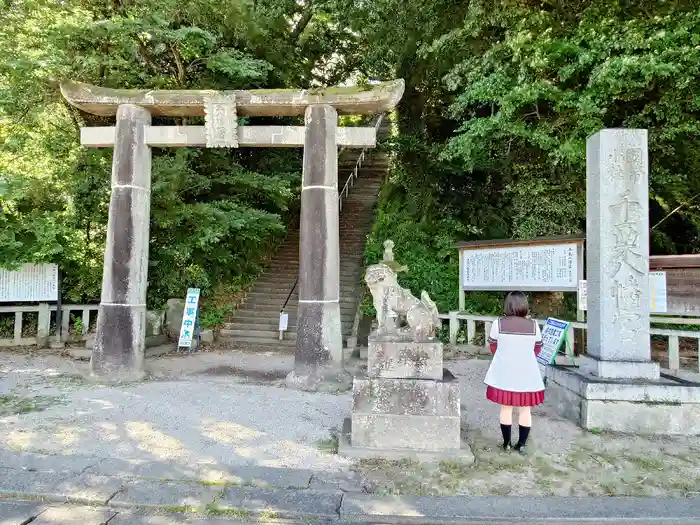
[285,365,352,393]
[296,301,343,362]
[579,356,660,380]
[546,365,700,435]
[91,304,146,383]
[288,301,350,392]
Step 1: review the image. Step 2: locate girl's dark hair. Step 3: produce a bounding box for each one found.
[504,291,529,317]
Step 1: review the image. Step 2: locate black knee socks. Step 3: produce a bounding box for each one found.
[500,424,512,448]
[501,424,531,450]
[516,425,531,449]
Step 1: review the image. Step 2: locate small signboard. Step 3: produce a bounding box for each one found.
[649,271,668,313]
[279,312,289,332]
[537,317,574,377]
[178,288,201,349]
[578,280,587,312]
[0,264,58,302]
[578,272,668,314]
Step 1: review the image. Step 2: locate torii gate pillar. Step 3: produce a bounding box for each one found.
[93,104,151,382]
[286,105,350,391]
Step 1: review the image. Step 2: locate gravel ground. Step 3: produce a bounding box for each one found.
[2,350,700,497]
[0,351,350,472]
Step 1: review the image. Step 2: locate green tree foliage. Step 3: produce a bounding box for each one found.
[347,0,700,312]
[0,0,342,308]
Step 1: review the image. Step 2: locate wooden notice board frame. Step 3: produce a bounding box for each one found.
[456,235,586,321]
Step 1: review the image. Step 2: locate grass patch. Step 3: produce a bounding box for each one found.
[204,506,251,518]
[0,394,62,416]
[438,460,472,478]
[624,455,664,471]
[199,480,233,487]
[161,505,197,513]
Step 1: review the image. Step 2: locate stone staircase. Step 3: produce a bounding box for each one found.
[220,118,391,349]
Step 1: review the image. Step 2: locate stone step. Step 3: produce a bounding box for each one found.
[219,328,352,341]
[239,292,360,302]
[251,279,363,288]
[219,329,294,339]
[257,266,363,275]
[220,328,354,343]
[247,289,361,298]
[255,274,363,282]
[268,256,361,264]
[236,297,359,308]
[250,283,363,292]
[237,302,359,313]
[222,318,356,332]
[222,324,356,336]
[225,311,357,324]
[217,333,298,347]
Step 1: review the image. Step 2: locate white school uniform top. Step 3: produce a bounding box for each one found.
[483,316,545,393]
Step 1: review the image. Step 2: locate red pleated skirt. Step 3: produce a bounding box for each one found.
[486,386,544,407]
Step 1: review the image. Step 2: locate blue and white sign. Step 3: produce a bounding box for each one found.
[537,317,570,375]
[178,288,200,348]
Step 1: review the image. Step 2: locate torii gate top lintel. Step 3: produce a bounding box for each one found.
[60,79,405,118]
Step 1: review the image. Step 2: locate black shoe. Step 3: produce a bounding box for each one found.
[514,444,528,456]
[502,443,512,452]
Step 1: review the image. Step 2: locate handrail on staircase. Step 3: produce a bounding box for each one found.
[278,113,386,339]
[339,113,385,213]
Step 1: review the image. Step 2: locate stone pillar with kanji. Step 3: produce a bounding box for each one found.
[583,129,659,380]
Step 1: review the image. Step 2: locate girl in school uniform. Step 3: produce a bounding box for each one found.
[484,291,545,455]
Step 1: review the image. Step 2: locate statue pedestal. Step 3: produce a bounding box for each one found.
[339,333,474,463]
[367,333,443,379]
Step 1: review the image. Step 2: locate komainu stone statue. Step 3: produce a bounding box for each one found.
[339,239,471,463]
[365,261,440,341]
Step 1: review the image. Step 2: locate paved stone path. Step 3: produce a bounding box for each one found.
[3,494,700,524]
[2,449,700,525]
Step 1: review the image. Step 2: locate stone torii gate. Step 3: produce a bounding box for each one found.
[61,80,404,387]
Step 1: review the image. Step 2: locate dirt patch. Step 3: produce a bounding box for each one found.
[199,366,288,382]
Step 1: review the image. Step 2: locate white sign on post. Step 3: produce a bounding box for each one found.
[0,264,59,302]
[461,243,579,291]
[578,280,587,311]
[178,288,200,348]
[578,272,668,314]
[279,312,289,331]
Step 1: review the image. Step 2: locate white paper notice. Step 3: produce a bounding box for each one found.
[649,271,668,314]
[578,280,587,311]
[0,264,58,302]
